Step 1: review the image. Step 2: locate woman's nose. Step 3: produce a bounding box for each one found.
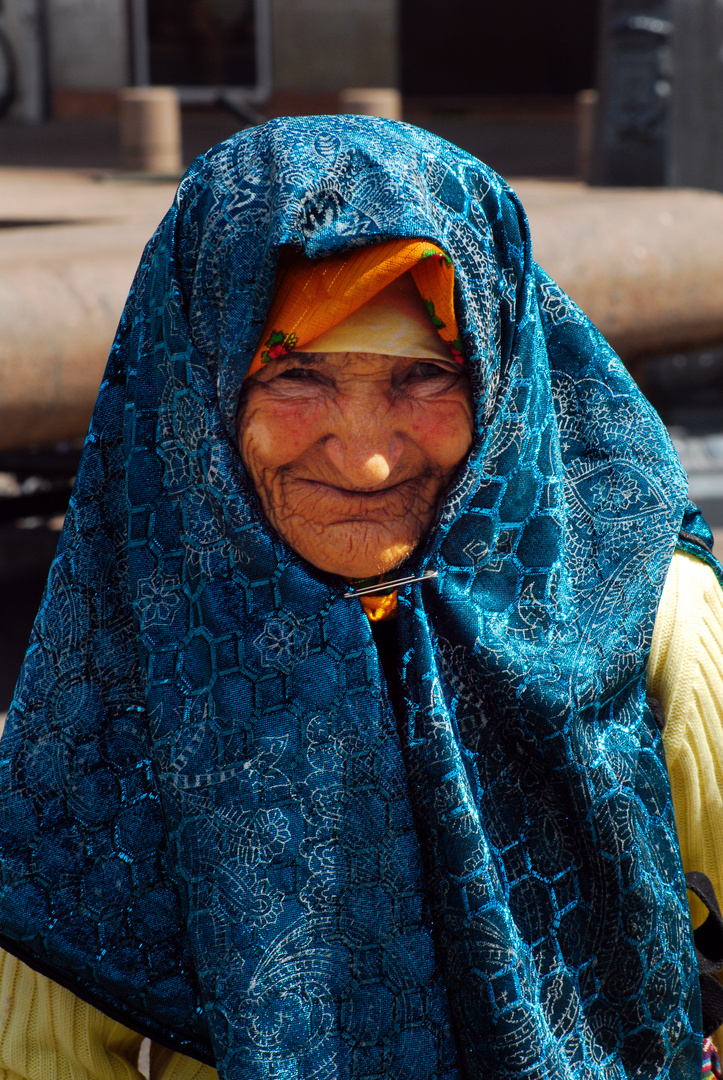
[324,434,404,487]
[323,395,404,488]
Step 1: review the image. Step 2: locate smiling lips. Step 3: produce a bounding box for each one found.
[301,477,404,497]
[295,474,425,498]
[287,474,430,522]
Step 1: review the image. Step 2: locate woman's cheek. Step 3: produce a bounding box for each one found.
[407,399,473,468]
[243,399,326,468]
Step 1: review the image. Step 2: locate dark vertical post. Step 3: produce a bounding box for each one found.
[669,0,723,191]
[126,0,149,86]
[35,0,50,119]
[591,0,673,185]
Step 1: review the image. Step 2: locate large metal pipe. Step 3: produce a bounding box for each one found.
[0,168,175,451]
[517,182,723,367]
[0,247,139,449]
[2,174,723,451]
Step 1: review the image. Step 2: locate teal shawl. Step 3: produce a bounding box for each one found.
[0,116,702,1078]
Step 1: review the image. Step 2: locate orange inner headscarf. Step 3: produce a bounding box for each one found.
[249,238,462,377]
[250,239,463,621]
[358,589,401,623]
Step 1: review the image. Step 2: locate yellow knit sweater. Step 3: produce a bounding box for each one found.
[0,548,721,1078]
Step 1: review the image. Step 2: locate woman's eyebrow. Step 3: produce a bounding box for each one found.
[284,353,324,367]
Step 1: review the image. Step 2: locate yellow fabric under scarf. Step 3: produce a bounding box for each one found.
[249,238,463,376]
[302,272,452,360]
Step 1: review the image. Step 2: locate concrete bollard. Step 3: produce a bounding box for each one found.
[118,87,182,175]
[576,89,599,184]
[338,87,402,121]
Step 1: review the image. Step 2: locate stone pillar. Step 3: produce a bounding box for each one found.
[576,89,599,182]
[47,0,128,94]
[338,87,402,120]
[118,86,182,174]
[591,0,673,185]
[669,0,723,191]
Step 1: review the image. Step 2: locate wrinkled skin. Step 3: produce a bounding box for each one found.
[237,351,474,578]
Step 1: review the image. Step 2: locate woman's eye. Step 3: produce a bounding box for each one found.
[266,366,332,395]
[277,367,316,381]
[409,361,454,381]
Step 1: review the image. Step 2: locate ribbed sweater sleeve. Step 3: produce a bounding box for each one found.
[0,948,143,1080]
[648,549,723,931]
[148,1044,216,1080]
[0,948,218,1080]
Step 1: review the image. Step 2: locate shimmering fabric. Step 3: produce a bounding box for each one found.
[0,116,702,1079]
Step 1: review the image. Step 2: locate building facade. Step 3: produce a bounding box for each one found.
[1,0,398,120]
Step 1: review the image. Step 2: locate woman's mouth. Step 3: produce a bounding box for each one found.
[300,478,405,497]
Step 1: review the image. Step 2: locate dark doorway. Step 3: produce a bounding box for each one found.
[400,0,598,98]
[147,0,257,87]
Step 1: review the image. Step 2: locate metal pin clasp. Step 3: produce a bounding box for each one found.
[343,569,438,599]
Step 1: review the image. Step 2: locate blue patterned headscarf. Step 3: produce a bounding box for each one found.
[0,116,701,1078]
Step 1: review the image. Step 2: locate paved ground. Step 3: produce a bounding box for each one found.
[0,112,239,172]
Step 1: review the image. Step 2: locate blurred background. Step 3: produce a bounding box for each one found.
[0,0,596,173]
[2,0,723,713]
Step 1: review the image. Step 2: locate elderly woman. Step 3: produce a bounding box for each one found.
[0,116,722,1080]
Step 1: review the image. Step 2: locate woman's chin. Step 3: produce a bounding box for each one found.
[291,525,417,579]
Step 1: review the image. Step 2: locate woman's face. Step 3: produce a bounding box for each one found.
[238,351,474,578]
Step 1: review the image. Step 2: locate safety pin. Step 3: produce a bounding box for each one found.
[343,569,438,599]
